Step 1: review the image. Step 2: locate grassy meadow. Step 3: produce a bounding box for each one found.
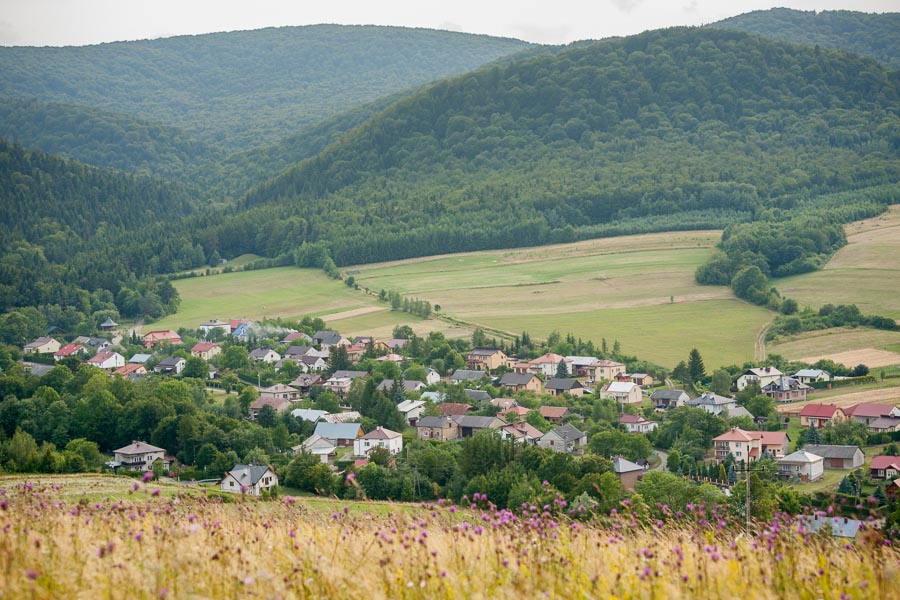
[1,475,896,599]
[775,205,900,320]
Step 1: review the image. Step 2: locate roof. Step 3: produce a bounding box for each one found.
[290,408,329,422]
[757,431,789,446]
[283,331,312,342]
[314,422,363,440]
[450,369,488,381]
[87,351,120,364]
[688,392,733,406]
[870,417,900,430]
[115,441,165,455]
[548,423,585,442]
[650,389,688,400]
[396,399,426,413]
[451,415,506,429]
[360,426,402,440]
[465,389,491,402]
[539,406,571,419]
[728,406,755,419]
[794,369,829,378]
[501,421,543,439]
[799,404,841,418]
[566,356,599,367]
[439,403,472,416]
[313,330,343,345]
[714,428,755,443]
[594,359,625,368]
[249,397,291,412]
[619,414,650,424]
[383,339,409,349]
[469,348,502,356]
[546,378,583,390]
[322,411,361,423]
[250,348,277,358]
[499,373,537,386]
[844,403,897,418]
[25,336,55,348]
[55,343,86,356]
[490,398,517,409]
[613,457,644,474]
[225,464,274,487]
[762,376,812,392]
[262,384,298,394]
[191,342,219,353]
[778,450,823,464]
[606,381,638,393]
[502,405,531,417]
[529,352,569,365]
[290,374,322,387]
[417,416,454,428]
[802,445,863,460]
[376,380,424,393]
[870,456,900,470]
[332,370,368,380]
[130,353,152,363]
[157,356,185,368]
[742,366,783,377]
[100,317,118,327]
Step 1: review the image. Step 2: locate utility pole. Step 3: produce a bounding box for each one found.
[733,461,767,530]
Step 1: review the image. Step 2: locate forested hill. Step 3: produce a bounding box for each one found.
[229,27,899,266]
[0,25,530,152]
[712,8,900,68]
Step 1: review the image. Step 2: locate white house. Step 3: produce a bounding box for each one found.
[199,319,231,336]
[396,399,426,426]
[86,351,125,370]
[292,435,336,463]
[154,357,186,375]
[250,348,281,364]
[220,464,278,496]
[793,369,831,384]
[112,441,167,473]
[24,336,61,355]
[600,381,642,404]
[425,368,442,386]
[686,392,736,416]
[778,451,824,482]
[619,414,658,434]
[353,426,403,457]
[736,366,784,391]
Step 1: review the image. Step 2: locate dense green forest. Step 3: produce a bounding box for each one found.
[0,25,530,152]
[713,8,900,68]
[224,27,899,266]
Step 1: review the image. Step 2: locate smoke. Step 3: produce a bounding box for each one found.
[248,323,296,339]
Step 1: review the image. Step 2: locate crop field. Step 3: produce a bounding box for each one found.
[769,328,900,367]
[776,205,900,320]
[350,231,771,368]
[1,476,896,599]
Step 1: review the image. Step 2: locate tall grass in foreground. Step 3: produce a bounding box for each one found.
[0,481,896,599]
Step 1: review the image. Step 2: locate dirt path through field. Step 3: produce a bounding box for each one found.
[322,306,387,321]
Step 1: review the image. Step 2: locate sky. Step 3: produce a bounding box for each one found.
[0,0,897,47]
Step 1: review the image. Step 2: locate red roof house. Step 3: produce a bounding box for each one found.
[799,404,846,429]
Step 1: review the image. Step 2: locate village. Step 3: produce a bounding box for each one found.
[12,311,900,537]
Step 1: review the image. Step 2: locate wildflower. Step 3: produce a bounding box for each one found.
[25,569,38,580]
[142,472,154,483]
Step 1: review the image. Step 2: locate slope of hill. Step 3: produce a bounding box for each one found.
[230,27,899,266]
[712,8,900,68]
[0,25,530,152]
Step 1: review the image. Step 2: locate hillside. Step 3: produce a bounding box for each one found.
[712,8,900,68]
[0,25,530,152]
[229,27,899,266]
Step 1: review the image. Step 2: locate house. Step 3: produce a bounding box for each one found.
[396,399,426,426]
[289,374,323,393]
[344,343,367,363]
[490,398,518,411]
[250,348,281,364]
[332,370,368,380]
[154,357,186,375]
[685,392,736,416]
[794,369,832,384]
[293,435,336,463]
[232,322,252,342]
[613,457,645,491]
[888,479,900,500]
[761,376,813,403]
[199,319,231,336]
[631,373,655,387]
[115,363,148,378]
[538,424,587,453]
[844,403,900,427]
[416,416,460,441]
[383,339,408,352]
[112,441,167,473]
[736,366,784,391]
[323,371,368,399]
[376,379,425,394]
[312,330,349,350]
[799,404,846,429]
[375,353,404,364]
[590,359,627,382]
[539,406,572,425]
[298,355,328,372]
[76,336,112,352]
[545,378,585,397]
[566,356,601,377]
[600,381,642,405]
[465,389,492,403]
[354,426,403,457]
[86,351,125,370]
[282,331,313,344]
[142,330,182,348]
[425,368,441,386]
[438,403,473,417]
[757,431,791,459]
[249,396,292,419]
[451,415,506,438]
[290,408,329,423]
[650,390,690,409]
[869,456,900,480]
[219,464,278,496]
[777,450,825,482]
[802,445,865,470]
[527,353,572,377]
[619,414,658,434]
[129,353,152,364]
[499,373,543,394]
[322,411,361,424]
[466,348,509,372]
[259,384,301,402]
[713,428,759,463]
[191,342,221,361]
[869,417,900,433]
[24,337,60,355]
[797,515,862,539]
[500,421,543,445]
[54,343,87,361]
[313,422,364,447]
[450,369,490,384]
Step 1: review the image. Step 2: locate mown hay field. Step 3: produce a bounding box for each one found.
[1,476,897,599]
[769,328,900,367]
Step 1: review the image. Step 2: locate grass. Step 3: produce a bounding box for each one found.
[775,205,900,320]
[769,328,900,362]
[1,475,896,599]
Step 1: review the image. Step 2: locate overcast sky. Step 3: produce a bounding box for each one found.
[0,0,897,47]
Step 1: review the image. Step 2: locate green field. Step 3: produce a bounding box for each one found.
[775,205,900,319]
[351,231,772,368]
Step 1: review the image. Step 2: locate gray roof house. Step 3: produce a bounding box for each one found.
[538,424,587,453]
[801,445,865,470]
[450,369,490,383]
[686,392,736,416]
[451,415,506,438]
[650,390,690,409]
[313,422,365,447]
[219,464,278,496]
[465,389,492,402]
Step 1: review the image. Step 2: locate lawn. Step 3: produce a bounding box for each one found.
[775,205,900,320]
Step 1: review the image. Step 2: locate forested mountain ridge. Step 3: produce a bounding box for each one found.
[0,25,530,152]
[712,8,900,68]
[227,27,899,266]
